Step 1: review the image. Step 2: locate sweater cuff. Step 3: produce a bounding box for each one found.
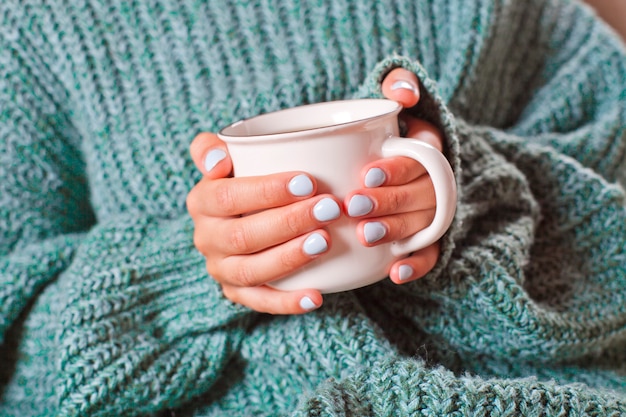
[353,55,462,283]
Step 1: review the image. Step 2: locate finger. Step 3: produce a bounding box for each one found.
[346,176,436,219]
[381,68,420,108]
[402,115,444,152]
[354,209,436,247]
[388,242,440,284]
[360,156,425,188]
[359,117,444,188]
[187,172,317,217]
[209,230,332,288]
[221,284,323,315]
[195,196,341,256]
[189,132,233,178]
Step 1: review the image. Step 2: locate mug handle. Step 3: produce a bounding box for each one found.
[381,137,457,257]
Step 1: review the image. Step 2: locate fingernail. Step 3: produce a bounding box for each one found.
[300,296,318,311]
[363,222,386,244]
[390,80,418,95]
[313,198,341,222]
[398,264,414,281]
[204,149,227,172]
[303,233,328,255]
[289,174,314,197]
[348,195,374,217]
[364,168,386,188]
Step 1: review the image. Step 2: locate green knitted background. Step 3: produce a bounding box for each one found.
[0,0,625,416]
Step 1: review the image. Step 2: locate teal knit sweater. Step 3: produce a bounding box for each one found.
[1,0,625,416]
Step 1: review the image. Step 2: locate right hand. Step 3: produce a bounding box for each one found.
[187,133,342,314]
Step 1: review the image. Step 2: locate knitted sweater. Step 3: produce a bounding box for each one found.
[1,0,625,416]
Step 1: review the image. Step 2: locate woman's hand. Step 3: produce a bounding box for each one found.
[187,136,338,314]
[187,67,445,314]
[350,68,444,285]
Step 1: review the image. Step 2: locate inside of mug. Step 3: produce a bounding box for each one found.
[220,99,400,137]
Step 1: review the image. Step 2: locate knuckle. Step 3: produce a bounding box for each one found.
[258,178,275,198]
[220,285,240,304]
[186,187,200,215]
[192,218,220,254]
[227,225,252,253]
[279,247,303,271]
[389,189,408,213]
[284,208,306,235]
[205,257,223,282]
[212,181,237,214]
[396,216,410,239]
[232,263,258,288]
[193,229,206,252]
[259,179,285,203]
[205,258,215,275]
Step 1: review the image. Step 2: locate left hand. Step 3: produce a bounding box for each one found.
[346,68,445,284]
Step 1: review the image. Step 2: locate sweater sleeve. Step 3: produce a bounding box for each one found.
[0,41,94,343]
[349,0,626,361]
[340,0,626,403]
[55,214,252,416]
[0,38,252,416]
[287,35,626,417]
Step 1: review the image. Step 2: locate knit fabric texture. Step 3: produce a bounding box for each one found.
[1,0,625,416]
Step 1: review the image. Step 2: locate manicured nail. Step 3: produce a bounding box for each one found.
[398,264,414,281]
[300,296,318,311]
[289,174,314,197]
[204,149,227,172]
[303,233,328,255]
[391,80,418,95]
[363,222,386,244]
[364,168,386,188]
[348,195,374,217]
[313,198,341,222]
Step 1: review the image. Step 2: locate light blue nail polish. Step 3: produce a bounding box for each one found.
[300,296,318,311]
[348,195,373,217]
[289,174,314,197]
[204,149,227,172]
[391,80,418,95]
[313,198,341,222]
[303,233,328,255]
[364,222,386,244]
[398,264,414,281]
[365,168,386,188]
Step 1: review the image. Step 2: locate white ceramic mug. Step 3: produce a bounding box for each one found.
[218,99,457,293]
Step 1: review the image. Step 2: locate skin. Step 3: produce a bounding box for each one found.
[187,1,621,315]
[583,0,626,41]
[187,68,444,315]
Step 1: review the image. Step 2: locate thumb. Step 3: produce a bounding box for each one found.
[381,68,420,108]
[189,132,233,179]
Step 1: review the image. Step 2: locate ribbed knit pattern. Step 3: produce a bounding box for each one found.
[1,0,625,416]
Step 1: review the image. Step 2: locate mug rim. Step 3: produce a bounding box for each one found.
[218,99,402,142]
